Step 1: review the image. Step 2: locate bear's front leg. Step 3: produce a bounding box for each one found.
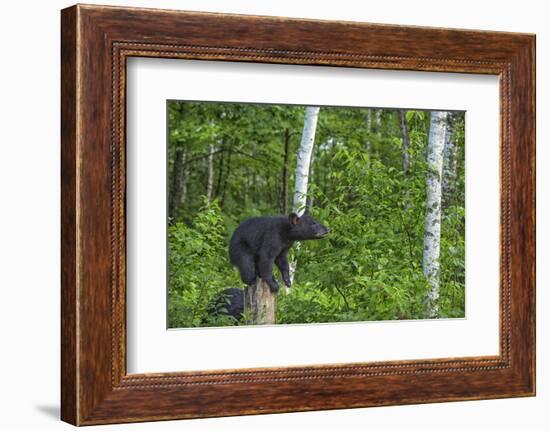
[275,249,291,288]
[257,253,279,293]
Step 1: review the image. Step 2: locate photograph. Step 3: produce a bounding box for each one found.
[167,101,466,328]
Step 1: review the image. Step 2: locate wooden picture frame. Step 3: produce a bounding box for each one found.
[61,4,535,425]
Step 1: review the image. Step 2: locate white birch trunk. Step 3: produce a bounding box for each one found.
[307,149,316,211]
[423,111,448,318]
[288,106,320,291]
[206,143,214,203]
[292,106,320,214]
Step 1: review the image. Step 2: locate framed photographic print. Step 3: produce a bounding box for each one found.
[61,4,535,425]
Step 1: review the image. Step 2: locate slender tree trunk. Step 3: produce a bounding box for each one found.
[292,106,320,214]
[180,156,188,207]
[244,279,277,325]
[399,110,410,175]
[289,106,320,288]
[169,147,185,221]
[423,111,448,318]
[307,148,316,211]
[281,128,290,214]
[168,103,188,221]
[214,144,225,198]
[442,115,459,207]
[220,148,232,208]
[206,143,214,203]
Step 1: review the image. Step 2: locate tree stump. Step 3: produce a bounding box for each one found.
[244,279,277,325]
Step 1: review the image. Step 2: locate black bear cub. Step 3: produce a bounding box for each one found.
[208,287,244,321]
[229,213,330,293]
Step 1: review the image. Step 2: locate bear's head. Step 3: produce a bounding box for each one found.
[288,212,330,240]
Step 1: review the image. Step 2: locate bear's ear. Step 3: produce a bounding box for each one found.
[289,213,300,225]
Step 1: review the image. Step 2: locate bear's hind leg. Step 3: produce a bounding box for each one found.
[234,253,257,286]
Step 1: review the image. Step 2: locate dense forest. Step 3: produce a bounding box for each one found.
[167,100,465,328]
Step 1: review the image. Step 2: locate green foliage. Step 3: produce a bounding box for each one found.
[166,102,465,327]
[167,199,241,328]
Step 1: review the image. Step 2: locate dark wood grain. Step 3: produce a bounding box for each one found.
[61,4,535,425]
[60,5,77,425]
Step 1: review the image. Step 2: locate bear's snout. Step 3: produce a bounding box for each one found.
[317,226,330,238]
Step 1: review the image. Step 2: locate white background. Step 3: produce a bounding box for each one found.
[127,59,500,373]
[0,0,547,430]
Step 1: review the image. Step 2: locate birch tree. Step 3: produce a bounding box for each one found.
[293,106,320,214]
[307,148,316,211]
[288,106,320,289]
[423,111,448,318]
[281,128,291,214]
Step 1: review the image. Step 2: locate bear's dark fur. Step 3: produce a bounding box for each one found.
[229,213,330,293]
[208,287,244,321]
